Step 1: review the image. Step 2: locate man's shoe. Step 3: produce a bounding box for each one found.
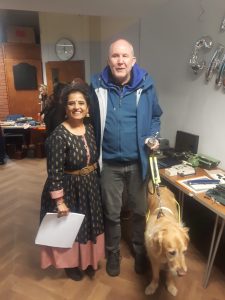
[65,267,84,281]
[106,251,120,277]
[134,253,148,274]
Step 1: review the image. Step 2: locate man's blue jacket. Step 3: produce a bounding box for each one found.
[90,64,163,180]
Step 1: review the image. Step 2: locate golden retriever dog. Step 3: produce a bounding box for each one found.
[145,183,189,296]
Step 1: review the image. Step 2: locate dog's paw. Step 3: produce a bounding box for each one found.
[145,282,158,295]
[167,284,178,296]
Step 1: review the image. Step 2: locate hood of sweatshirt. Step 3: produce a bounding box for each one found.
[91,63,154,95]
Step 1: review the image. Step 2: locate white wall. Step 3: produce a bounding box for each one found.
[38,13,140,80]
[0,11,4,42]
[140,0,225,169]
[39,13,91,83]
[89,16,101,77]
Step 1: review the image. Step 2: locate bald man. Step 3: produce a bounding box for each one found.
[90,39,163,277]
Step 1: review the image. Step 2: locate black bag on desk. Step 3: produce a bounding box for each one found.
[206,184,225,206]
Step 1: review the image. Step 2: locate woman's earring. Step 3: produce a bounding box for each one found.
[86,112,90,118]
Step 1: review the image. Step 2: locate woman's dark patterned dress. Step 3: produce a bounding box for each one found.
[40,123,104,269]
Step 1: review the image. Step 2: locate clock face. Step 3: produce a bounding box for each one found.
[55,38,75,61]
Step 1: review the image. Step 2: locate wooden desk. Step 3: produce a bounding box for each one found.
[2,125,46,158]
[159,168,225,288]
[3,126,31,145]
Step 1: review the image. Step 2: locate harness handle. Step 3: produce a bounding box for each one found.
[149,153,165,218]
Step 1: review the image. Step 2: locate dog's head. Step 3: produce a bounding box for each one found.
[148,222,189,276]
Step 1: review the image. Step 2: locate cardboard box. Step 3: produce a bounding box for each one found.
[6,26,35,44]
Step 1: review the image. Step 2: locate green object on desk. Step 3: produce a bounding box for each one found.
[187,153,220,169]
[187,154,199,167]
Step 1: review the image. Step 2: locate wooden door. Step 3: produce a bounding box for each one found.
[45,60,85,94]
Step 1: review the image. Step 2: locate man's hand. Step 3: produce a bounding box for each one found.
[145,137,160,150]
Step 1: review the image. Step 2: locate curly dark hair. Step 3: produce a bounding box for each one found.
[60,83,90,109]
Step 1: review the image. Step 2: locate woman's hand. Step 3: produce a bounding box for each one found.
[56,200,69,218]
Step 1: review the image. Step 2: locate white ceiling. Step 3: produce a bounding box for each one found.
[0,0,169,17]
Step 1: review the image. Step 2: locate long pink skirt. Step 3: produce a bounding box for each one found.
[40,233,105,270]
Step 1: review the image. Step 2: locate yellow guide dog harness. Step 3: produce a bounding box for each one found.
[147,152,181,223]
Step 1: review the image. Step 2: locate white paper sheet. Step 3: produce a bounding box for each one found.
[177,176,218,193]
[35,212,85,248]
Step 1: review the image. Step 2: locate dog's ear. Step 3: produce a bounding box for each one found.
[150,230,165,256]
[181,226,190,245]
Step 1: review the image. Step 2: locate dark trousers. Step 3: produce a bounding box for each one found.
[101,161,148,255]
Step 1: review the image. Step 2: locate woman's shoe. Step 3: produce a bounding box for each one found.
[64,267,84,281]
[85,266,96,279]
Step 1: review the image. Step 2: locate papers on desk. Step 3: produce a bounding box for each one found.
[0,121,15,126]
[35,212,85,248]
[204,169,225,184]
[177,176,220,193]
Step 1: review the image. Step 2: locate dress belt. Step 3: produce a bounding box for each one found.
[64,163,98,176]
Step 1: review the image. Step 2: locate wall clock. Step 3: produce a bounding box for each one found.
[55,38,75,61]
